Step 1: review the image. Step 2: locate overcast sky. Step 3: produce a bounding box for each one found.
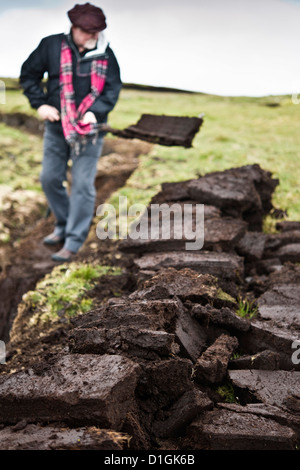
[0,0,299,96]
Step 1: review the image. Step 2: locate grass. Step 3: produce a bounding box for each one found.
[1,79,299,225]
[23,262,123,324]
[216,381,239,404]
[0,123,43,193]
[2,88,37,115]
[107,89,300,223]
[235,297,258,320]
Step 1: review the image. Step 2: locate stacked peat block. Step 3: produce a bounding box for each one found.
[117,163,300,449]
[0,164,299,450]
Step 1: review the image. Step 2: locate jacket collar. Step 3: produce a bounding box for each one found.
[65,30,109,60]
[84,33,109,58]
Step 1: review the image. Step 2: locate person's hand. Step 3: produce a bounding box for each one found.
[37,105,60,122]
[81,111,97,124]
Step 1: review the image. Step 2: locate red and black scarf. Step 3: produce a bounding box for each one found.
[60,39,108,149]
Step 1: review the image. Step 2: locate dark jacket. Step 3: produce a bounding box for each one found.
[20,32,122,123]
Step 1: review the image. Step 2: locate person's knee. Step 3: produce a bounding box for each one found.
[72,167,96,194]
[74,180,96,199]
[40,171,65,191]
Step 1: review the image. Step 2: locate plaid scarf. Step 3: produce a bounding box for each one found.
[60,39,108,152]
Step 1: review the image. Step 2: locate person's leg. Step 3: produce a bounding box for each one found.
[40,122,70,239]
[62,135,103,254]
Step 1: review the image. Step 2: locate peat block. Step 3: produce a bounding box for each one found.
[229,370,300,410]
[0,354,140,428]
[0,425,128,450]
[134,250,244,281]
[276,221,300,232]
[152,388,213,438]
[110,114,203,148]
[186,164,278,230]
[142,268,237,308]
[187,408,297,450]
[241,320,299,369]
[137,358,193,411]
[191,304,250,333]
[119,206,247,254]
[236,231,268,261]
[70,298,180,331]
[69,327,179,360]
[258,284,300,329]
[229,349,281,370]
[239,279,300,369]
[175,308,207,362]
[194,334,238,384]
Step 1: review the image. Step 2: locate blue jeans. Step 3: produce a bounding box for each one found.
[40,121,103,253]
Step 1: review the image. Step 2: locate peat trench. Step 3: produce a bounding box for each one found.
[0,115,152,341]
[0,116,299,450]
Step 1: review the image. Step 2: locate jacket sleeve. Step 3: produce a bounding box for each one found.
[88,48,122,123]
[19,38,49,110]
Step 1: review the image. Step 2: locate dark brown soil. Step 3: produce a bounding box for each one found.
[0,117,299,451]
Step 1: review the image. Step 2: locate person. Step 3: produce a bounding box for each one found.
[20,3,122,262]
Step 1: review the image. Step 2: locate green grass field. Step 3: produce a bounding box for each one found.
[109,88,300,223]
[1,79,299,223]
